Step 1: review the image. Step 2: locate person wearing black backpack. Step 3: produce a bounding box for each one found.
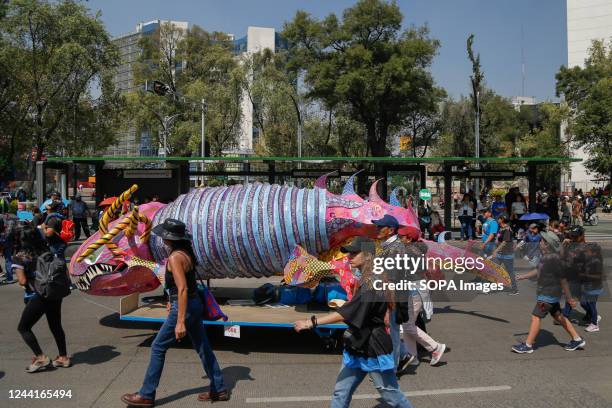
[12,224,71,373]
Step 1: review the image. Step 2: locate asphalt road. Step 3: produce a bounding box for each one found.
[0,218,610,408]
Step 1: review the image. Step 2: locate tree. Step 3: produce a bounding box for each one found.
[517,102,571,188]
[467,34,483,151]
[556,39,612,182]
[242,49,302,156]
[126,23,243,156]
[434,90,523,158]
[0,0,119,179]
[283,0,440,157]
[479,89,524,157]
[50,74,124,156]
[395,86,446,158]
[434,96,474,157]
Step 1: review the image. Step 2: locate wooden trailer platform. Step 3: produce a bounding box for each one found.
[119,293,347,329]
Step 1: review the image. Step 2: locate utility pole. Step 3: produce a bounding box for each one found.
[475,90,480,196]
[467,34,483,197]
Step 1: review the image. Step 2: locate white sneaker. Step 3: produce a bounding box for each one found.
[597,315,602,324]
[430,343,446,366]
[585,324,599,333]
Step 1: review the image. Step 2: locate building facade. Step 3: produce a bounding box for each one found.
[564,0,612,191]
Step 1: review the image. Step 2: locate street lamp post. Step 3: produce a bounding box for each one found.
[200,98,207,186]
[147,80,207,184]
[160,113,184,157]
[475,90,480,196]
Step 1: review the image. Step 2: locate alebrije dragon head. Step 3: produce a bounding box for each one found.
[320,172,420,249]
[69,185,165,296]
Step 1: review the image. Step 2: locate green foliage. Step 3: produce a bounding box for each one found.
[434,96,474,157]
[467,34,484,115]
[126,23,243,156]
[556,39,612,181]
[244,49,300,156]
[517,102,570,187]
[0,0,120,178]
[283,0,441,157]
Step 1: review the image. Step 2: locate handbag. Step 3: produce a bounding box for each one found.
[195,276,228,321]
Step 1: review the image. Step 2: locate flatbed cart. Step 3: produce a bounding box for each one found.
[119,292,347,350]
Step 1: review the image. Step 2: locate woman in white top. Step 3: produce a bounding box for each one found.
[511,195,527,219]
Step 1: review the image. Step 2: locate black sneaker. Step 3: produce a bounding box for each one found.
[397,354,416,374]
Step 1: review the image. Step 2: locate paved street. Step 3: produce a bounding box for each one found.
[0,220,610,408]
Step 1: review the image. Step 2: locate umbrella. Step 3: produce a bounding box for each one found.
[98,196,117,207]
[519,213,550,221]
[17,210,33,221]
[39,198,71,212]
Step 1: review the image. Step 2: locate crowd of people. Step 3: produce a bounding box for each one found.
[0,185,606,407]
[452,185,606,236]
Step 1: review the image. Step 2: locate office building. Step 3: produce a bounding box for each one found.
[564,0,612,191]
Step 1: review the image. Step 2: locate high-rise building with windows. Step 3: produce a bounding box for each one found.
[108,20,188,157]
[232,27,289,155]
[564,0,612,191]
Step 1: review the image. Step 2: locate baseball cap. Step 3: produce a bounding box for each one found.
[340,236,376,255]
[372,214,399,229]
[46,202,61,212]
[567,225,585,238]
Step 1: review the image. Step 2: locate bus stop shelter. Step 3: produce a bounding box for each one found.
[41,155,580,229]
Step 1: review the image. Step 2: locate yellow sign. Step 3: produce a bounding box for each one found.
[399,135,412,151]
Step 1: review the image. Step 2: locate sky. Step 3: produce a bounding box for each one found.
[86,0,568,102]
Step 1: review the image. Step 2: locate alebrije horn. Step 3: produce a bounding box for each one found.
[341,169,365,197]
[389,187,401,206]
[314,170,338,189]
[368,179,385,203]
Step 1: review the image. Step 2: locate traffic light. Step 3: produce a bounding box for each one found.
[145,80,169,96]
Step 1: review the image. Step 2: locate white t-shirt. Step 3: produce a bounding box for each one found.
[512,202,526,215]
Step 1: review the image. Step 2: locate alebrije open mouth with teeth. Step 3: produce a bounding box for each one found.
[69,178,510,297]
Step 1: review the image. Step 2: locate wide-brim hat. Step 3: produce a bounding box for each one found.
[152,219,192,241]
